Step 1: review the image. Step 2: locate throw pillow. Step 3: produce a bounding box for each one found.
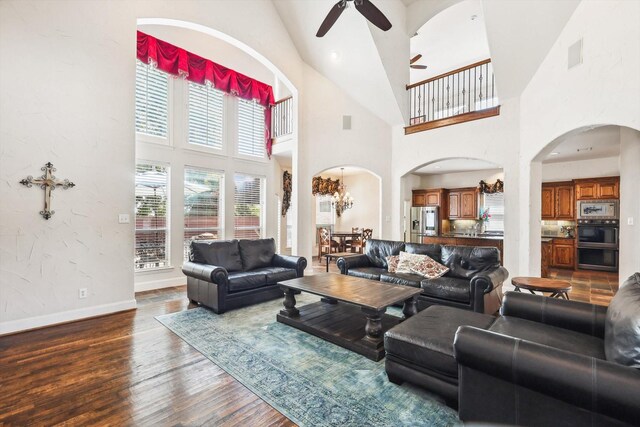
[410,255,450,279]
[395,251,430,274]
[604,273,640,368]
[386,255,400,273]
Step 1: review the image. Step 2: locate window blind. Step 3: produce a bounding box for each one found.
[188,83,224,149]
[135,60,169,138]
[237,99,265,158]
[135,163,170,270]
[184,167,224,260]
[234,174,264,239]
[482,193,505,232]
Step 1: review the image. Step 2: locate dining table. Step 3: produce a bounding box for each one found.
[329,230,364,253]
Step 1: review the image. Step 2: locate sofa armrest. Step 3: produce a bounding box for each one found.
[500,291,607,338]
[182,262,229,286]
[454,326,640,425]
[336,254,371,274]
[272,254,307,277]
[470,266,509,293]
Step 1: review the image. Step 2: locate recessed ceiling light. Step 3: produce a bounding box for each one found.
[470,14,478,21]
[329,51,340,61]
[435,165,441,169]
[550,152,559,156]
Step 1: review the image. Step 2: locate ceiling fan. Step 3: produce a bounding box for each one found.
[410,54,427,69]
[316,0,392,38]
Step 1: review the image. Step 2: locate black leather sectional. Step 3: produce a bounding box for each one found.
[337,238,508,313]
[182,238,307,313]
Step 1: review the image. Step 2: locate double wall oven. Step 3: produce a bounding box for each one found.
[576,200,619,272]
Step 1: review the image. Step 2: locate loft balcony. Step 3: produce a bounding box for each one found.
[272,96,293,141]
[405,59,500,134]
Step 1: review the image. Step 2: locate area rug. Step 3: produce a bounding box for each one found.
[156,294,460,427]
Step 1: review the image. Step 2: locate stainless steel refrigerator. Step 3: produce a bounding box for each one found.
[410,206,439,243]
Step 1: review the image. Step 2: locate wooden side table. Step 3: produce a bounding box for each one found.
[511,277,572,299]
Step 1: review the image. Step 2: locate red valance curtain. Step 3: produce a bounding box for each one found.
[136,31,275,158]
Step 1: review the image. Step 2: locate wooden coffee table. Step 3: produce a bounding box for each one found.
[511,276,572,299]
[277,273,422,361]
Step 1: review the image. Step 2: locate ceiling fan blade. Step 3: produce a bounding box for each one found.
[354,0,392,31]
[316,1,347,37]
[410,54,422,64]
[411,65,428,69]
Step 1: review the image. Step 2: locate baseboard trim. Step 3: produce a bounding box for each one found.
[135,276,186,293]
[0,299,138,336]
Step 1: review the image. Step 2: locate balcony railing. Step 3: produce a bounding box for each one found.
[272,96,293,139]
[405,59,500,134]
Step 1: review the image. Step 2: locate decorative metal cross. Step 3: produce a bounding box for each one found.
[19,162,76,219]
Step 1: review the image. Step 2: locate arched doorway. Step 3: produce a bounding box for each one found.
[528,124,640,294]
[311,166,382,265]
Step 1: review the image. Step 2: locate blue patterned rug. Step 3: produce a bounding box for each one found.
[156,294,459,427]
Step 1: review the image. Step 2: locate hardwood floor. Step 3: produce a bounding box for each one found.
[0,287,295,427]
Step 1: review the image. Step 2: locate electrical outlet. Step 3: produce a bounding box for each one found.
[79,288,88,299]
[628,217,634,226]
[118,214,130,224]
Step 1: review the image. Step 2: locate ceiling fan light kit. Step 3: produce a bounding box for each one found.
[316,0,392,38]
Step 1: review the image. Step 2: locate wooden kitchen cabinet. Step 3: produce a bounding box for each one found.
[550,238,575,269]
[541,182,574,220]
[555,184,574,219]
[541,241,552,278]
[412,191,426,206]
[541,186,555,219]
[448,192,460,218]
[575,177,619,200]
[449,188,478,219]
[412,189,447,208]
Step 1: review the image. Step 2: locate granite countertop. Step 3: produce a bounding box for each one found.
[440,233,504,241]
[541,236,575,242]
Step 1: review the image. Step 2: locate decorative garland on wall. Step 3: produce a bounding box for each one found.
[479,179,504,193]
[282,171,292,217]
[312,176,341,196]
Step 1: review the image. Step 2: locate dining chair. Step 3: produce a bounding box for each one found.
[345,227,362,253]
[350,228,373,254]
[318,227,340,262]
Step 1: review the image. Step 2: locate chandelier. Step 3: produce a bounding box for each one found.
[331,168,354,216]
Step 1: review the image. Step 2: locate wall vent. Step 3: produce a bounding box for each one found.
[568,38,583,69]
[343,115,352,130]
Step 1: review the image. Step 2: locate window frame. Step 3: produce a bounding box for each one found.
[183,166,225,261]
[234,97,267,162]
[134,161,172,272]
[233,173,266,240]
[186,82,227,153]
[135,60,173,147]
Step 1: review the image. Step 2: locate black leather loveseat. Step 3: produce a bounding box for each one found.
[337,239,508,313]
[182,238,307,314]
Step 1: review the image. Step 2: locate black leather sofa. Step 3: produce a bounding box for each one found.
[454,289,640,426]
[182,238,307,314]
[337,239,508,314]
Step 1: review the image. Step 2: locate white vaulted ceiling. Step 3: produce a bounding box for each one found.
[272,0,405,125]
[271,0,580,124]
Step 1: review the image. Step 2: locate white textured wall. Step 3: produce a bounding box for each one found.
[334,172,381,236]
[0,1,137,332]
[542,156,620,182]
[619,128,640,283]
[518,0,640,279]
[296,63,393,264]
[420,169,503,189]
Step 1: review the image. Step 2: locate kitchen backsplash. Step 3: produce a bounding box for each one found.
[541,220,576,237]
